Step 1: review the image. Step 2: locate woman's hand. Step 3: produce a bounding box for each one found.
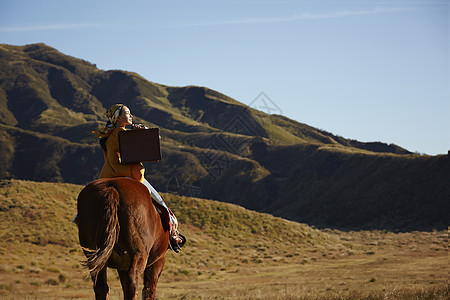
[131,164,144,181]
[131,123,148,130]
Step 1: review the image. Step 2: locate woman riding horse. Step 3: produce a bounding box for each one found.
[75,104,186,299]
[94,104,185,252]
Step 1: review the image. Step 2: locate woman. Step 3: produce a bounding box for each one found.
[94,104,186,253]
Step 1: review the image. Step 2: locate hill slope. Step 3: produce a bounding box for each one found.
[0,43,448,230]
[0,179,334,297]
[0,180,447,299]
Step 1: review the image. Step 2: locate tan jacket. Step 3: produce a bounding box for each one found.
[98,127,145,182]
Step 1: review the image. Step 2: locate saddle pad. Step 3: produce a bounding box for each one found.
[118,128,161,164]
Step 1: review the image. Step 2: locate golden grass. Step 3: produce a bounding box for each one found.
[0,180,447,299]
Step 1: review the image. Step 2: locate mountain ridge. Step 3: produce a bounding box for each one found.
[1,43,447,230]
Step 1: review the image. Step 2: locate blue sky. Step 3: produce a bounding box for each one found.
[1,0,448,155]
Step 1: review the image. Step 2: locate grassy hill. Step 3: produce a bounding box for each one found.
[0,43,448,231]
[0,180,447,299]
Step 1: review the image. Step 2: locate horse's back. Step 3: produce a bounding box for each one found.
[77,177,150,213]
[77,177,165,259]
[77,177,154,229]
[78,177,147,200]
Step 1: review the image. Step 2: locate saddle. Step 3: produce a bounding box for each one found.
[151,197,171,232]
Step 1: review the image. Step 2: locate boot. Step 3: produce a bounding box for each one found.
[169,230,186,253]
[167,210,186,252]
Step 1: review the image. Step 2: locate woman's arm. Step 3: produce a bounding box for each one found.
[106,128,145,181]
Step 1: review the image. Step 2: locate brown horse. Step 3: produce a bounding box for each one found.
[75,177,169,300]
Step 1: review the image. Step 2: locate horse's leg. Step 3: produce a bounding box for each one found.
[142,256,166,300]
[117,253,147,300]
[92,266,109,300]
[117,269,129,299]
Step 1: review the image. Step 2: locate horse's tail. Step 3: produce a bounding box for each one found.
[83,185,120,282]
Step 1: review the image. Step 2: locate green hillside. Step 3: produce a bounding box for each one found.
[0,43,448,230]
[0,180,447,299]
[0,179,334,297]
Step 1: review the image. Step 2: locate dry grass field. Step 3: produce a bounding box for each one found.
[0,180,447,299]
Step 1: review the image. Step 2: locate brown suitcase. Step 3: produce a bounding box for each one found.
[118,128,161,164]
